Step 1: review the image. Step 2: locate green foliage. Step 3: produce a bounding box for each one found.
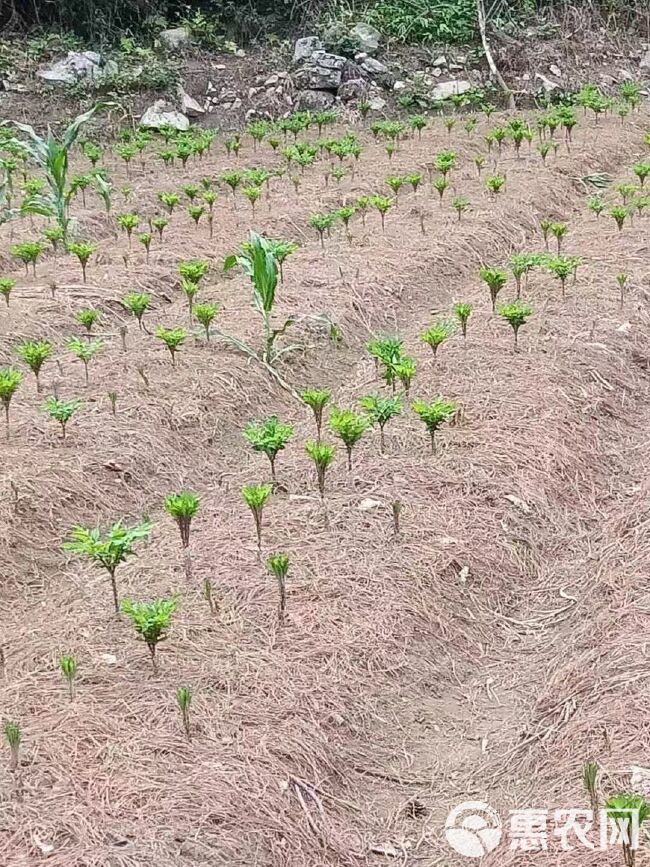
[485,174,506,196]
[64,519,152,612]
[0,278,16,306]
[122,292,150,328]
[499,301,533,350]
[15,339,51,388]
[0,367,23,434]
[152,215,169,240]
[241,483,273,551]
[453,302,472,339]
[329,408,368,470]
[480,266,508,311]
[121,597,178,671]
[305,440,335,497]
[44,224,65,250]
[301,388,331,440]
[452,196,470,220]
[3,719,20,767]
[176,686,192,739]
[359,394,402,453]
[370,194,393,231]
[267,553,289,621]
[164,492,200,548]
[75,307,101,333]
[43,396,82,438]
[412,397,457,453]
[59,654,78,699]
[158,192,180,214]
[546,255,575,297]
[11,240,44,275]
[433,176,448,201]
[421,319,456,358]
[309,212,336,246]
[244,416,294,481]
[194,302,219,341]
[610,205,628,231]
[155,327,187,365]
[66,336,103,384]
[66,241,96,282]
[178,259,209,284]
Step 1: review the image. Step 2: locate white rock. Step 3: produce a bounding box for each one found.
[631,765,650,797]
[294,36,323,64]
[393,80,408,91]
[549,63,562,77]
[265,74,279,86]
[535,72,559,92]
[448,63,464,72]
[432,55,447,68]
[350,22,381,53]
[140,99,189,131]
[361,56,388,76]
[368,96,387,111]
[206,80,216,93]
[100,653,118,665]
[431,79,471,101]
[358,498,384,511]
[37,50,102,85]
[178,86,205,117]
[640,49,650,70]
[159,27,191,51]
[235,49,246,57]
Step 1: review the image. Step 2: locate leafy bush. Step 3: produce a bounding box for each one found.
[366,0,476,44]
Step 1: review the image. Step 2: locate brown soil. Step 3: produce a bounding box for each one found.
[1,105,650,867]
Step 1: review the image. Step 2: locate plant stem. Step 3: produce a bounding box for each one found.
[108,568,119,613]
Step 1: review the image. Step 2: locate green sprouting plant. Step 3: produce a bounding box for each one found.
[194,302,219,341]
[0,278,15,307]
[480,266,508,312]
[241,483,273,554]
[138,232,152,261]
[121,597,178,674]
[620,81,641,108]
[242,186,261,214]
[610,206,628,232]
[633,163,650,187]
[156,327,187,366]
[69,173,92,207]
[605,794,650,867]
[181,279,199,319]
[421,319,456,360]
[152,216,169,241]
[550,222,568,253]
[370,195,393,233]
[337,206,356,241]
[178,259,209,285]
[412,397,457,454]
[385,142,396,161]
[83,142,102,167]
[221,170,244,196]
[243,416,294,484]
[116,143,137,176]
[583,761,599,815]
[464,117,477,136]
[120,185,132,203]
[486,174,506,196]
[386,175,405,200]
[75,307,101,334]
[4,104,105,235]
[499,301,533,351]
[432,176,449,202]
[617,273,628,308]
[309,213,336,247]
[159,192,180,214]
[44,224,65,252]
[474,155,486,176]
[453,302,472,340]
[117,212,139,246]
[359,394,402,453]
[267,553,289,623]
[537,141,551,164]
[329,408,368,471]
[509,253,529,298]
[546,255,575,299]
[11,241,44,277]
[183,184,199,202]
[176,687,192,740]
[43,396,81,439]
[66,337,102,385]
[64,519,153,613]
[0,368,23,438]
[407,173,423,194]
[305,440,335,498]
[409,115,427,137]
[266,240,298,284]
[67,242,96,283]
[3,720,21,769]
[394,355,416,395]
[164,492,200,549]
[15,339,51,391]
[617,183,637,204]
[301,389,331,441]
[452,196,470,221]
[122,292,150,329]
[59,655,78,700]
[435,151,457,178]
[187,204,205,228]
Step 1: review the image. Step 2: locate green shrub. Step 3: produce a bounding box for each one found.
[367,0,476,44]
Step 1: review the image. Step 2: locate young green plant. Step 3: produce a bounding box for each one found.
[243,416,294,484]
[329,408,368,471]
[121,597,178,674]
[412,397,457,454]
[241,484,273,556]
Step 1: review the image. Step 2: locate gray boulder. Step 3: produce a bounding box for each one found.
[294,36,323,64]
[140,99,189,131]
[350,22,381,53]
[431,79,471,101]
[338,78,368,102]
[294,51,346,90]
[640,50,650,71]
[295,89,335,111]
[37,51,102,84]
[178,86,205,117]
[360,56,388,76]
[159,27,191,51]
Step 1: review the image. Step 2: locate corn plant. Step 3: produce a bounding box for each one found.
[480,266,508,312]
[421,319,456,360]
[0,368,23,438]
[64,519,153,613]
[15,340,51,391]
[243,416,294,484]
[59,655,78,700]
[241,483,273,555]
[499,301,533,351]
[453,302,472,340]
[156,327,187,366]
[176,687,192,740]
[76,307,101,334]
[122,292,150,330]
[583,761,599,815]
[43,396,82,439]
[95,174,112,214]
[194,302,218,341]
[329,408,368,471]
[605,794,650,867]
[0,278,15,307]
[301,389,331,440]
[66,337,102,385]
[267,553,289,623]
[617,273,628,308]
[164,492,199,549]
[11,241,43,276]
[4,104,104,235]
[3,721,21,770]
[159,192,180,214]
[412,398,457,453]
[305,441,335,498]
[121,597,178,674]
[359,394,402,453]
[67,242,96,283]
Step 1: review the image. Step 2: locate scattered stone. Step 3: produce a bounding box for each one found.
[368,95,387,111]
[178,86,204,117]
[294,51,347,90]
[206,80,216,93]
[1,80,27,93]
[37,50,102,84]
[549,63,562,77]
[618,68,634,81]
[235,48,246,58]
[358,498,383,511]
[338,78,368,102]
[535,72,560,92]
[393,80,408,91]
[295,89,336,110]
[355,52,368,63]
[431,79,471,101]
[448,62,464,72]
[100,653,118,665]
[361,56,388,76]
[640,50,650,71]
[231,97,242,109]
[159,27,191,51]
[350,22,381,53]
[432,55,447,68]
[504,494,531,514]
[265,74,279,86]
[294,36,323,64]
[102,59,119,78]
[213,63,226,70]
[431,67,442,78]
[140,99,189,131]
